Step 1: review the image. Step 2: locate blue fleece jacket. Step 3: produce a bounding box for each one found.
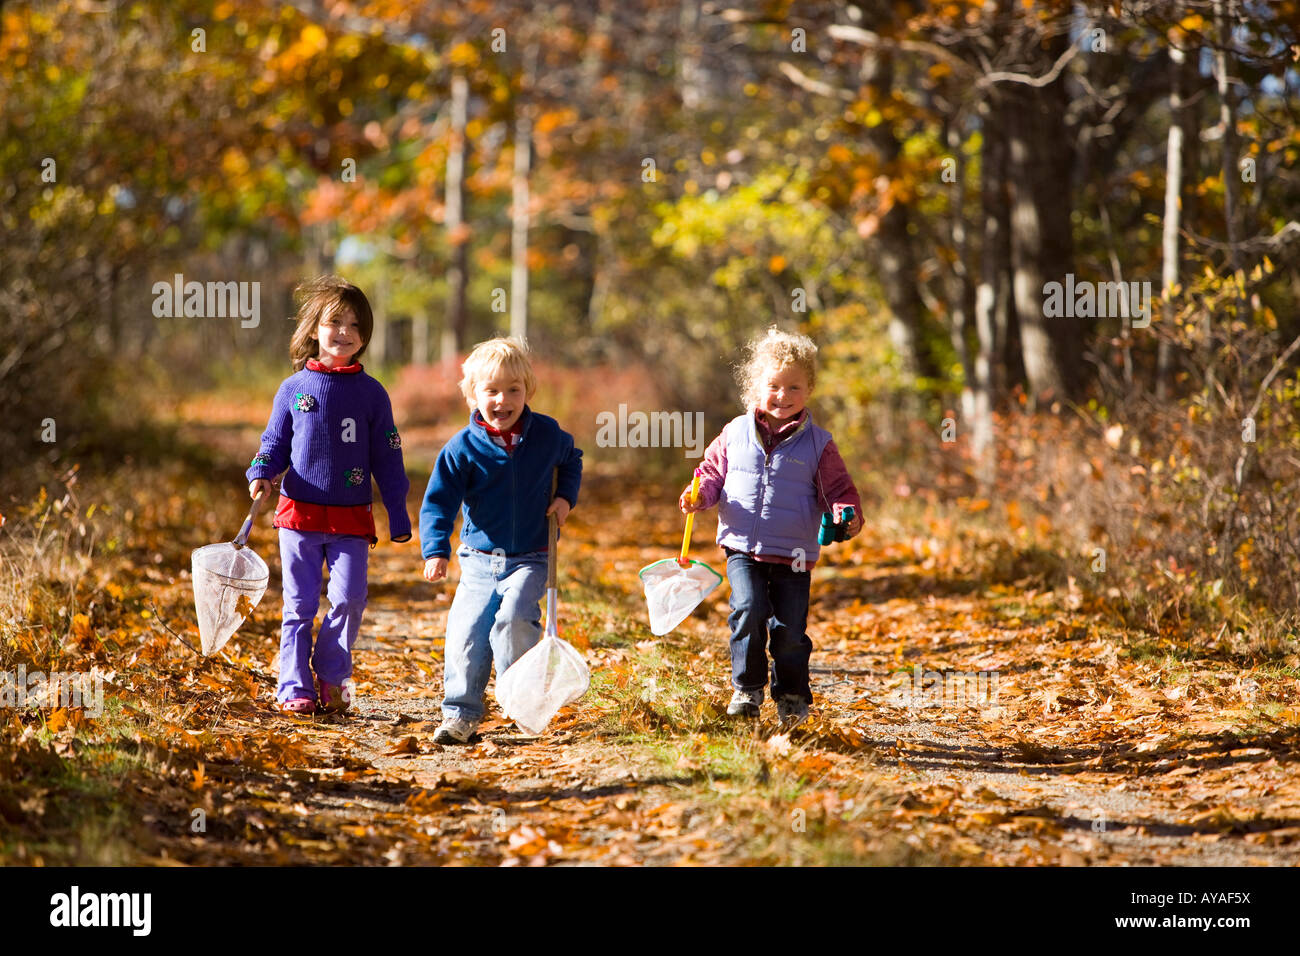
[419,407,583,559]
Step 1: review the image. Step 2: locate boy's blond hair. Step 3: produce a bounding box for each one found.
[738,326,818,408]
[459,337,538,406]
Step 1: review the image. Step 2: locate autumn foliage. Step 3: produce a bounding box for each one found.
[3,0,1300,866]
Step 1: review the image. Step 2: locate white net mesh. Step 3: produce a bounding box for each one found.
[495,635,591,735]
[639,559,722,636]
[191,542,269,656]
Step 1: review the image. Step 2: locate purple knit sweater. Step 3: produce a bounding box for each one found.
[246,366,412,540]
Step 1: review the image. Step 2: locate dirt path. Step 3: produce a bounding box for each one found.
[106,411,1300,866]
[806,562,1300,866]
[161,498,1298,866]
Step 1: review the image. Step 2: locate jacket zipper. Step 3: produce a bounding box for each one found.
[509,411,531,553]
[508,450,516,553]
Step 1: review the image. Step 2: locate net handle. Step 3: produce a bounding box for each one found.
[679,470,700,566]
[547,468,558,589]
[233,487,270,549]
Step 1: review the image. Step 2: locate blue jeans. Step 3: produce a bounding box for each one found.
[277,528,370,703]
[726,551,812,703]
[442,545,548,722]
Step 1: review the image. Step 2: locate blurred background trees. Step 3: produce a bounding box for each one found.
[4,0,1300,621]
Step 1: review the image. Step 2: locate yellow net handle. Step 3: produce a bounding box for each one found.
[679,471,700,565]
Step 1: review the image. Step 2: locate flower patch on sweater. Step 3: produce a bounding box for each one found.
[250,452,272,468]
[345,467,366,487]
[293,393,317,413]
[386,428,402,450]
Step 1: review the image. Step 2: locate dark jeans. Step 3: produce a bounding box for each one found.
[725,550,812,703]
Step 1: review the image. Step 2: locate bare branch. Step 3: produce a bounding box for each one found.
[828,22,1081,91]
[1190,220,1300,256]
[976,42,1079,89]
[777,61,854,101]
[827,23,974,77]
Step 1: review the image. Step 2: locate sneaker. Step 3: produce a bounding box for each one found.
[727,688,764,717]
[433,716,479,744]
[318,681,352,714]
[777,694,810,728]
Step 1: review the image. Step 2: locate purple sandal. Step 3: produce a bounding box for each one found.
[278,697,316,716]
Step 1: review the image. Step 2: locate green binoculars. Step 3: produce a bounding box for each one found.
[817,506,855,545]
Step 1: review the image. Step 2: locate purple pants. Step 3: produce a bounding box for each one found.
[277,528,370,703]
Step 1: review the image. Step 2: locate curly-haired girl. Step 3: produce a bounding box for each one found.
[681,328,862,725]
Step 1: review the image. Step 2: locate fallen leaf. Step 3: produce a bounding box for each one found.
[766,733,793,756]
[385,736,421,757]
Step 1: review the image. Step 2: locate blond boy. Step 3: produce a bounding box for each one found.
[419,338,583,742]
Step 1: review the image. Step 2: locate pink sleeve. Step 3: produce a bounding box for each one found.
[692,428,728,508]
[814,439,861,520]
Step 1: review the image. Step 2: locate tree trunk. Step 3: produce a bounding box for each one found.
[510,107,531,342]
[858,49,938,383]
[373,263,390,364]
[587,228,611,335]
[510,43,538,342]
[944,117,976,426]
[412,307,429,366]
[1004,50,1079,405]
[444,70,469,365]
[1158,44,1186,401]
[1214,0,1245,329]
[974,95,1010,485]
[677,0,702,111]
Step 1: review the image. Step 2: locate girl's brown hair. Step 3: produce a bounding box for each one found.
[289,275,375,370]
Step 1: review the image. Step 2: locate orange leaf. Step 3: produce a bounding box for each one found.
[385,735,421,757]
[45,708,68,733]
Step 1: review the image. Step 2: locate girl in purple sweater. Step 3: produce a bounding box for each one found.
[680,328,862,726]
[247,276,412,716]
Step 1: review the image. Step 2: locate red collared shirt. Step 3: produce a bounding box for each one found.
[754,407,807,454]
[474,411,524,453]
[305,358,363,374]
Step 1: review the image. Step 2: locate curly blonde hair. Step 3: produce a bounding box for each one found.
[459,337,538,406]
[737,327,818,409]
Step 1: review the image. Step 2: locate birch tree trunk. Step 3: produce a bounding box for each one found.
[373,262,390,364]
[510,43,538,342]
[443,70,469,367]
[510,107,530,341]
[973,95,1009,486]
[945,118,976,428]
[1214,0,1245,333]
[412,306,429,366]
[1157,44,1186,401]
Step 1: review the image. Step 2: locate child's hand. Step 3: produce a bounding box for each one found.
[679,485,707,513]
[249,478,273,500]
[423,557,448,582]
[836,504,863,538]
[546,497,571,526]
